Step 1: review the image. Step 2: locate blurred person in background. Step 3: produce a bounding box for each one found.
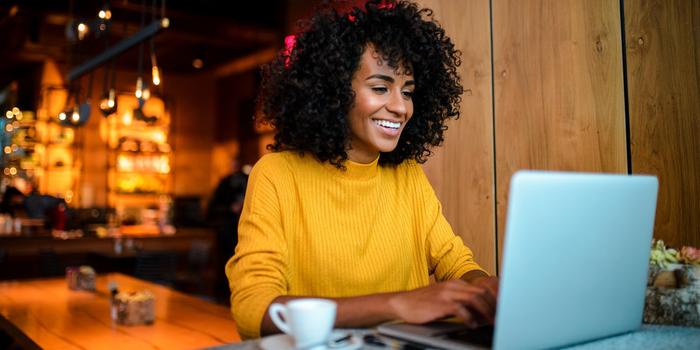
[208,155,250,302]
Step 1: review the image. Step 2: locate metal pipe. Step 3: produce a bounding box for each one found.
[67,18,170,82]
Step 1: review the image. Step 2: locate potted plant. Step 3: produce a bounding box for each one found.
[645,240,700,327]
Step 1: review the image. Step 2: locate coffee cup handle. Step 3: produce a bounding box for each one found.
[268,303,292,335]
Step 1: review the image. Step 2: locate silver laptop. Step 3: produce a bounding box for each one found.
[379,171,659,350]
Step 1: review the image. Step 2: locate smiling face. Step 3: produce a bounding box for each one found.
[346,46,415,163]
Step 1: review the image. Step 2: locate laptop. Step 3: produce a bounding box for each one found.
[379,171,659,350]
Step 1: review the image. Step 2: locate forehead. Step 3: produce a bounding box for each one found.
[355,47,414,78]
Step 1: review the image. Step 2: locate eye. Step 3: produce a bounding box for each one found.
[371,86,388,94]
[402,90,414,99]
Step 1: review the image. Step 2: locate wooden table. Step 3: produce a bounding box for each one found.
[0,273,241,349]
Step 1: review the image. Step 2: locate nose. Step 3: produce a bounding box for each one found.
[385,89,408,117]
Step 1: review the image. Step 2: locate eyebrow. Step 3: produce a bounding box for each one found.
[366,74,415,86]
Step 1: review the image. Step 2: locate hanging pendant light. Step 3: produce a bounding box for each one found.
[99,60,118,116]
[135,77,144,99]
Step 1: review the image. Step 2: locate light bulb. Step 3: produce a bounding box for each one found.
[152,65,161,86]
[98,9,112,20]
[135,77,143,98]
[72,110,80,122]
[59,112,67,121]
[77,22,88,40]
[108,88,116,107]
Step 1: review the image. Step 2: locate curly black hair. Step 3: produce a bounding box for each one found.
[259,0,463,168]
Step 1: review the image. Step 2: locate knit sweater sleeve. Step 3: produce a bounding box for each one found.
[225,155,288,339]
[411,164,487,281]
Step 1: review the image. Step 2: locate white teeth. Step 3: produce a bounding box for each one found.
[373,119,401,129]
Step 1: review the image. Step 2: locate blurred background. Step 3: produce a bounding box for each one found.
[0,0,325,304]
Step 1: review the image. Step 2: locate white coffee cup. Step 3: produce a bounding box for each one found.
[269,298,337,349]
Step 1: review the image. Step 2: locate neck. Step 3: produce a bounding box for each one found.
[347,149,379,164]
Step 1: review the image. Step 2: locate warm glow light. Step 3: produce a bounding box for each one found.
[16,112,22,121]
[152,66,161,86]
[5,124,13,132]
[135,77,143,98]
[72,111,80,122]
[122,111,133,126]
[11,107,19,115]
[109,89,116,106]
[77,22,88,40]
[98,10,106,18]
[3,147,11,154]
[3,168,9,176]
[192,58,204,69]
[59,112,67,121]
[9,167,17,176]
[117,155,131,171]
[5,111,13,118]
[142,88,151,100]
[153,131,165,143]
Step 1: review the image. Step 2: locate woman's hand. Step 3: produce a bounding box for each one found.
[388,277,499,328]
[262,276,499,335]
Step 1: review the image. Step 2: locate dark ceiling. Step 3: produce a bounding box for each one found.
[0,0,289,86]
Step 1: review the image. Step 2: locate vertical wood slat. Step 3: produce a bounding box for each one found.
[492,0,628,263]
[625,0,700,247]
[419,0,497,275]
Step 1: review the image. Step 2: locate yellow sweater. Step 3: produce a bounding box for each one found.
[226,151,485,339]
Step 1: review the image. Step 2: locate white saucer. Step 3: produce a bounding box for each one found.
[259,330,363,350]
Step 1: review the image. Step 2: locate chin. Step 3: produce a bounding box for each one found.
[375,141,401,154]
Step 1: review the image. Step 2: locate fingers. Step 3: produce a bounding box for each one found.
[440,281,497,325]
[393,280,499,326]
[452,290,494,324]
[480,277,499,298]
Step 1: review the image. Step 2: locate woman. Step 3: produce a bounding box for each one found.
[226,0,498,339]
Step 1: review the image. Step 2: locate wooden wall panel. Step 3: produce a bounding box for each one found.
[625,0,700,247]
[418,0,496,274]
[492,0,628,263]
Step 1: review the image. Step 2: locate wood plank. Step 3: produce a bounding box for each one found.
[624,0,700,247]
[492,0,627,265]
[0,273,240,349]
[418,0,496,275]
